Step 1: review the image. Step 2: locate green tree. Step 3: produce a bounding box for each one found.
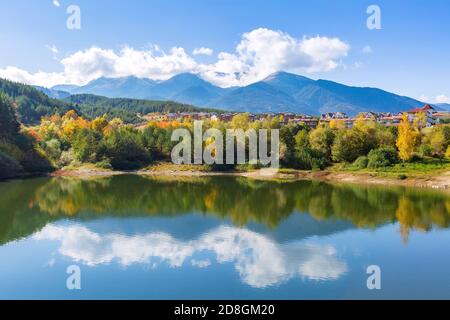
[0,93,20,140]
[72,128,104,163]
[309,125,335,160]
[367,147,400,168]
[332,129,368,163]
[102,127,151,170]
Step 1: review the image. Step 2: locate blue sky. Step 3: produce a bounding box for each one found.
[0,0,449,103]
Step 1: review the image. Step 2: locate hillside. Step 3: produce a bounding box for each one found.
[0,78,76,124]
[0,78,219,125]
[33,86,71,100]
[214,72,424,114]
[0,93,52,179]
[69,76,157,98]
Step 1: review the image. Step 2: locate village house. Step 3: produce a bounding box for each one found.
[142,104,443,129]
[289,116,319,128]
[321,112,348,120]
[407,104,437,127]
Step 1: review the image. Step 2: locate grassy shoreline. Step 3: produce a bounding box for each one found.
[50,162,450,191]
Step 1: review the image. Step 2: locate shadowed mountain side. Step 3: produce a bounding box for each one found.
[50,72,425,115]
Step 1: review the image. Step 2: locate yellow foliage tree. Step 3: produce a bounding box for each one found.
[329,119,346,130]
[62,109,78,121]
[396,113,419,161]
[91,116,109,133]
[413,111,427,130]
[230,113,250,130]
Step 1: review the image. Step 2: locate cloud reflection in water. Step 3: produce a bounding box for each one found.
[34,224,348,288]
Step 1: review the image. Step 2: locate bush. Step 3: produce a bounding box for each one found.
[353,156,368,169]
[0,151,24,179]
[409,154,423,162]
[446,145,450,159]
[44,139,62,160]
[58,149,77,167]
[418,144,433,157]
[367,147,400,168]
[95,159,112,170]
[293,149,327,170]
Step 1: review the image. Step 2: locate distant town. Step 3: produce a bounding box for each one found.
[143,104,450,128]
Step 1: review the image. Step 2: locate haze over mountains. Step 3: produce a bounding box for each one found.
[47,71,431,115]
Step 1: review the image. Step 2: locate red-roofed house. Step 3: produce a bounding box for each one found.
[407,104,437,127]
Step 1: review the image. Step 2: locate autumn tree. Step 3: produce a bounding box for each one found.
[396,113,419,161]
[413,112,427,130]
[424,125,450,157]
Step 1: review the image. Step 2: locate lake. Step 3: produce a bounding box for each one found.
[0,175,449,299]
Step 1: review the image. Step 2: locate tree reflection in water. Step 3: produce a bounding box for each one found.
[0,175,449,245]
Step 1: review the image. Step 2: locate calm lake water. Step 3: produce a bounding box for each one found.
[0,175,449,299]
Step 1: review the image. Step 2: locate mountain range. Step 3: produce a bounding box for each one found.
[45,72,434,115]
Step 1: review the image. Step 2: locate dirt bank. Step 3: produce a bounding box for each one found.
[51,166,450,191]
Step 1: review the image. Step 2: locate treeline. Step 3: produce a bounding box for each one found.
[0,94,52,179]
[281,113,450,169]
[29,111,450,172]
[0,78,76,124]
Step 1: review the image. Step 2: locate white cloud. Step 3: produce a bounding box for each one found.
[193,47,214,56]
[191,259,211,268]
[0,46,198,87]
[362,45,372,54]
[34,224,348,288]
[435,94,450,104]
[0,66,67,87]
[202,28,349,87]
[0,28,349,88]
[46,44,59,54]
[52,0,60,7]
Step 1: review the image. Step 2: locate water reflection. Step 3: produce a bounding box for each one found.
[1,175,450,297]
[34,224,348,288]
[0,175,449,245]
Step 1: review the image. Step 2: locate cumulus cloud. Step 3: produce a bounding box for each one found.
[193,47,214,56]
[34,224,348,288]
[0,28,349,88]
[202,28,349,87]
[435,94,450,104]
[0,66,67,87]
[0,46,198,87]
[52,0,60,7]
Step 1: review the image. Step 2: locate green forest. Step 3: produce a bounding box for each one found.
[0,78,216,124]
